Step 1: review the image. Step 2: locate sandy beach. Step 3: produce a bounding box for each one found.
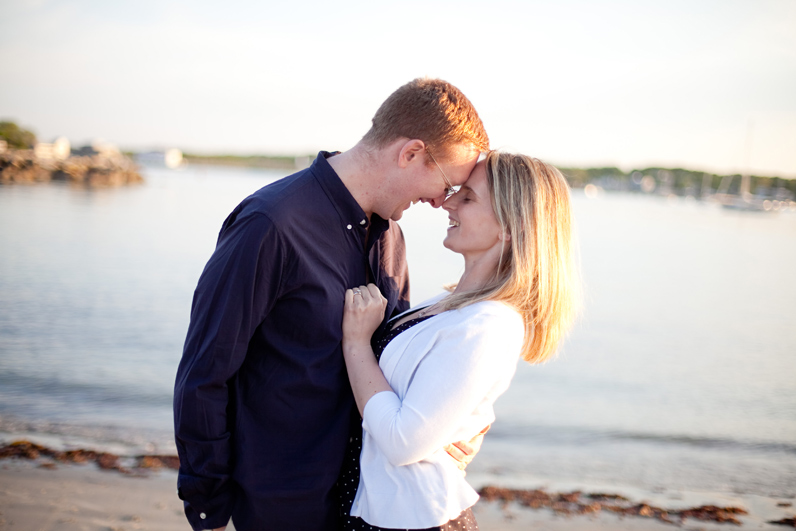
[1,456,794,531]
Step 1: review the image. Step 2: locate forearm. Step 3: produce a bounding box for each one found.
[174,376,237,529]
[342,341,393,417]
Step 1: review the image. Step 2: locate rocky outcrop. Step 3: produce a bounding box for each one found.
[0,440,179,474]
[0,150,144,186]
[478,485,750,526]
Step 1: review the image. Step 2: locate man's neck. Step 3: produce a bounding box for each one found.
[326,142,387,220]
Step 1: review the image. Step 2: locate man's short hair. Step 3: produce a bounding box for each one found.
[362,78,489,159]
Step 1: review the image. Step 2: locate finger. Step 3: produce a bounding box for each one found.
[366,283,381,299]
[451,440,473,455]
[467,434,484,453]
[345,289,354,308]
[365,284,387,310]
[357,285,372,304]
[350,287,365,307]
[444,443,468,470]
[443,444,464,461]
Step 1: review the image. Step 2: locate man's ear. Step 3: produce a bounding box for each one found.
[397,139,427,169]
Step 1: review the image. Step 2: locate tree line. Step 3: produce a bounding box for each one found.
[3,120,793,197]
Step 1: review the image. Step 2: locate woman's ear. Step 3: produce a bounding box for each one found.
[498,231,511,242]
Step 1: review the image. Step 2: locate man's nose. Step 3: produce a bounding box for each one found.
[421,193,447,208]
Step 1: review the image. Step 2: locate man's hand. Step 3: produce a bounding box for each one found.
[445,425,490,471]
[212,527,226,531]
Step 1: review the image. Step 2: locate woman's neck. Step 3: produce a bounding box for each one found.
[453,247,502,296]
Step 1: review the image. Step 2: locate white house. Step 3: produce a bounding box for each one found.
[34,137,71,160]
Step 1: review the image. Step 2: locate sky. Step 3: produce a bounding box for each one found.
[1,0,794,177]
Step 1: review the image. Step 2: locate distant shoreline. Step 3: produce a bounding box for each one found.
[0,150,143,187]
[181,153,311,171]
[176,153,796,199]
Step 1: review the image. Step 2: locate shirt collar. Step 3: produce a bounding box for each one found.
[312,151,390,239]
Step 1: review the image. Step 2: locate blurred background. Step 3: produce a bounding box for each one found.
[1,0,795,505]
[1,0,794,176]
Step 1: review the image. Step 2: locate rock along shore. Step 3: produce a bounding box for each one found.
[0,149,144,187]
[4,440,792,528]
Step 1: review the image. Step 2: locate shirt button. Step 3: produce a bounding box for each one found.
[200,512,207,519]
[360,219,366,225]
[346,224,352,230]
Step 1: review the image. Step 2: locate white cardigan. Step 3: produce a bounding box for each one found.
[350,294,524,528]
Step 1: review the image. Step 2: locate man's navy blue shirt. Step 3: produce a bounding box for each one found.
[174,152,410,530]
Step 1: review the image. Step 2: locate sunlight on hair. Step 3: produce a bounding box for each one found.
[440,152,579,364]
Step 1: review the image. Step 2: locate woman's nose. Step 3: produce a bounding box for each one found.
[442,195,457,211]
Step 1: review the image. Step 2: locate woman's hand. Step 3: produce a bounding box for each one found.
[342,284,391,416]
[343,283,387,348]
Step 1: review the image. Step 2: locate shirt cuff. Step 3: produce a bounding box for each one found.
[178,475,235,530]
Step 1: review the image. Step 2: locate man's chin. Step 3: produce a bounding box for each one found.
[390,203,412,221]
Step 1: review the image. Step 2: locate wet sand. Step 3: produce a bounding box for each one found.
[0,457,794,530]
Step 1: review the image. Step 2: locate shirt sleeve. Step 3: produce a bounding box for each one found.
[389,223,411,315]
[361,307,523,467]
[381,221,411,319]
[173,208,286,530]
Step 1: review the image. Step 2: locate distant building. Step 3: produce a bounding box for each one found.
[72,139,123,160]
[71,145,99,157]
[164,148,183,169]
[34,137,71,160]
[136,148,183,169]
[92,139,121,159]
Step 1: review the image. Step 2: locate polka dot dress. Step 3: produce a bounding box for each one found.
[337,313,480,531]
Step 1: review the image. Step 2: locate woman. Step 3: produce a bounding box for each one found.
[339,151,578,530]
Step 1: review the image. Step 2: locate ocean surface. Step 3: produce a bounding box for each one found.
[1,163,794,498]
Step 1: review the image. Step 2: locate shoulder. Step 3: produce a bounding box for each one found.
[242,169,322,223]
[222,169,337,240]
[408,299,523,350]
[454,300,523,331]
[441,301,524,358]
[406,300,523,377]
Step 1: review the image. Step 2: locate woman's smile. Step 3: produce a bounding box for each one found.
[442,162,503,260]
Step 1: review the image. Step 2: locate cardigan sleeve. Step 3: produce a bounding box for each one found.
[361,304,523,467]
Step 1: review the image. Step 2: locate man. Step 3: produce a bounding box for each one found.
[174,78,489,530]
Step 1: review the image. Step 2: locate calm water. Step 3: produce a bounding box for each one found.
[1,164,794,497]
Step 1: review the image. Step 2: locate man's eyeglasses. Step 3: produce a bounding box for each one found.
[426,148,459,199]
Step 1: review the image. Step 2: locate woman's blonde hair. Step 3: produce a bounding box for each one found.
[442,151,578,363]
